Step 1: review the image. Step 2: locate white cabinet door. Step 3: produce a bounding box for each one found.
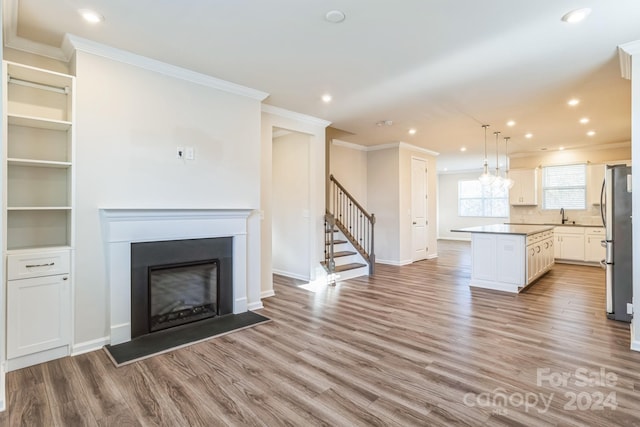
[7,274,71,359]
[561,234,585,261]
[585,228,606,262]
[496,235,525,284]
[509,169,538,206]
[554,234,563,259]
[471,234,497,281]
[588,164,606,206]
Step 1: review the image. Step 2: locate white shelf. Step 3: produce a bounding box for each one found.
[8,114,72,131]
[7,158,72,168]
[6,245,72,255]
[6,61,73,90]
[7,207,72,211]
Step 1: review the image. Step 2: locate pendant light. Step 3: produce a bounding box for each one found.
[478,124,495,185]
[492,131,504,189]
[503,136,515,189]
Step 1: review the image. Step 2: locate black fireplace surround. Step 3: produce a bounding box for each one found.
[131,237,233,339]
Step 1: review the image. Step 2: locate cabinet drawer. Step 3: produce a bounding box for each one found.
[7,250,70,280]
[585,227,605,236]
[554,226,584,235]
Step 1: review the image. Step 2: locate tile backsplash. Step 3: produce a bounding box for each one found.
[510,205,603,226]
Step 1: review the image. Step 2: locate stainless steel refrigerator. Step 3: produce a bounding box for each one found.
[600,164,633,322]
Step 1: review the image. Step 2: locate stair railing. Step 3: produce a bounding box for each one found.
[324,212,337,283]
[328,174,376,275]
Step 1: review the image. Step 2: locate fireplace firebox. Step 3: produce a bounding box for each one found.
[131,237,233,339]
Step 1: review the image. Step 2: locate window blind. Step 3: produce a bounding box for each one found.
[542,164,586,210]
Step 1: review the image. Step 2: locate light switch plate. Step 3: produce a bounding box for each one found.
[186,146,195,160]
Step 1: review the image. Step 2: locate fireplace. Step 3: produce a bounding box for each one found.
[130,237,233,339]
[100,208,262,346]
[149,260,218,332]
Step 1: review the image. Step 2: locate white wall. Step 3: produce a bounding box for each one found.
[367,147,400,263]
[330,140,368,208]
[272,131,310,280]
[71,50,262,346]
[437,171,508,240]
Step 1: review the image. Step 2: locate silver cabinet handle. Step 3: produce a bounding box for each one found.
[26,262,55,268]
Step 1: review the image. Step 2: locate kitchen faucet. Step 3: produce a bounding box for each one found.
[560,208,568,224]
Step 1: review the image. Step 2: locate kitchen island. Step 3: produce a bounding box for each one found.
[452,224,554,293]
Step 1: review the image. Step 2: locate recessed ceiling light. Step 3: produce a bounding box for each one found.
[444,167,448,172]
[408,128,417,135]
[579,117,590,124]
[79,9,104,23]
[567,98,580,106]
[587,130,596,136]
[559,146,565,151]
[525,133,533,139]
[561,8,592,23]
[325,10,346,23]
[460,147,467,152]
[506,120,516,127]
[321,94,332,103]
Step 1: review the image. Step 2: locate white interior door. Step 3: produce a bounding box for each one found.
[411,157,428,262]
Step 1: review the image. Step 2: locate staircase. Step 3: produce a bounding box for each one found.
[323,223,369,280]
[323,175,375,282]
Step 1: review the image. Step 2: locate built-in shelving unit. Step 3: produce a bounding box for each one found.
[2,60,75,370]
[3,61,74,252]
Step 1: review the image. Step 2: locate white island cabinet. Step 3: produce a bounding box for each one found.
[452,224,554,293]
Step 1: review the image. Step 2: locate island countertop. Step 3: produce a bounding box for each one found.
[451,224,554,236]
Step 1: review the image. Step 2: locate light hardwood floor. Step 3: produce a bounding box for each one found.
[2,240,640,426]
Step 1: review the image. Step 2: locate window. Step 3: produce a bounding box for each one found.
[542,164,586,210]
[458,180,508,217]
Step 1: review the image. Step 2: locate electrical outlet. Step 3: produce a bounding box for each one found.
[177,146,184,159]
[627,303,633,315]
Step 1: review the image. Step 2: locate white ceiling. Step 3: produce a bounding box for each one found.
[4,0,640,171]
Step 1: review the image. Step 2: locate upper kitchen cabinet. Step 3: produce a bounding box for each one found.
[509,168,538,206]
[587,164,605,206]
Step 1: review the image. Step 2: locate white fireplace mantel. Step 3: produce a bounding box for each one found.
[100,208,256,345]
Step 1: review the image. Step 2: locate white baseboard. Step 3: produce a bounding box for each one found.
[272,269,310,281]
[426,253,438,260]
[0,362,5,412]
[72,336,110,356]
[110,323,131,346]
[631,323,640,352]
[376,259,412,266]
[261,289,276,299]
[247,301,264,311]
[6,346,69,372]
[438,237,471,242]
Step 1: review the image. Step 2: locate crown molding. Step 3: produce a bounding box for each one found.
[365,141,440,156]
[63,34,269,101]
[618,40,640,80]
[332,139,368,151]
[331,139,440,156]
[398,141,440,157]
[261,104,331,128]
